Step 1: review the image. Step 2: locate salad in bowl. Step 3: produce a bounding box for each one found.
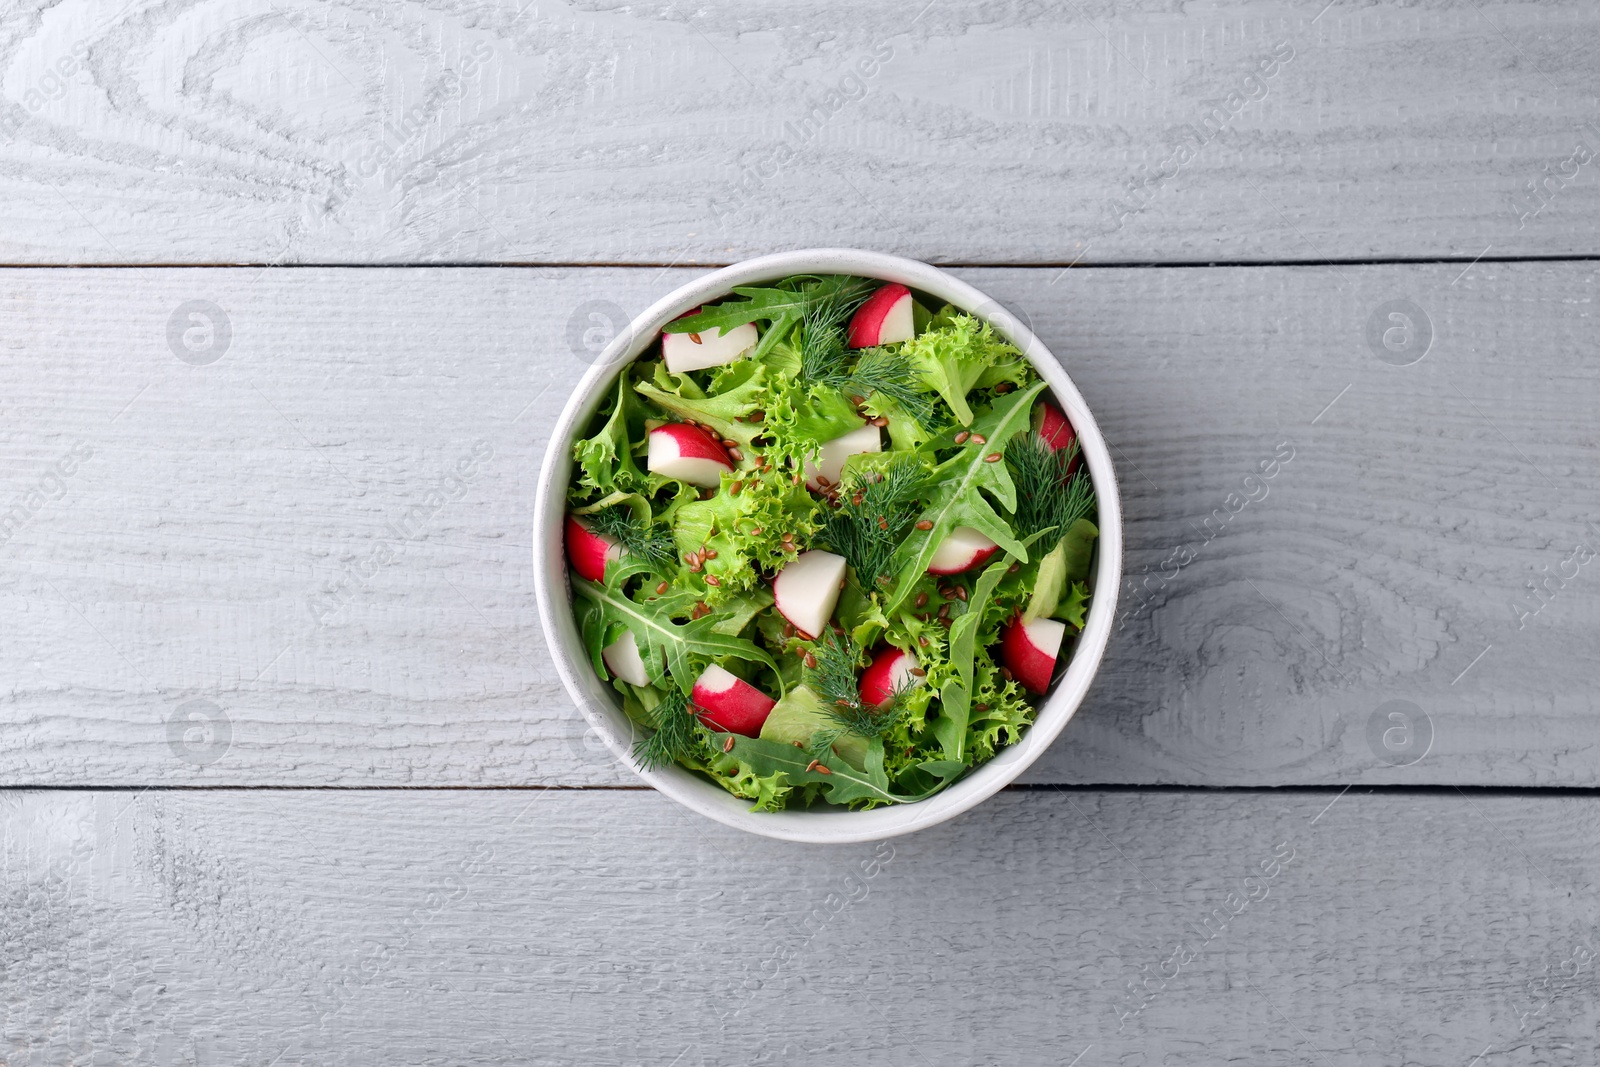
[559,267,1100,816]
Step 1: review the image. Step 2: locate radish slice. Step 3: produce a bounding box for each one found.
[772,549,848,639]
[601,631,652,687]
[1036,399,1078,461]
[565,514,623,582]
[647,423,733,487]
[847,284,916,348]
[859,647,921,708]
[803,423,881,490]
[927,526,999,575]
[1002,616,1066,694]
[691,664,777,736]
[663,319,759,374]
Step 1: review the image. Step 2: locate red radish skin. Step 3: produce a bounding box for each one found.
[1002,616,1066,694]
[859,648,920,708]
[1036,399,1078,459]
[846,283,916,348]
[565,515,622,582]
[647,422,733,487]
[691,664,777,736]
[926,526,1000,575]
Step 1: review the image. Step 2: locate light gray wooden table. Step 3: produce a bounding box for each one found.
[4,2,1599,1064]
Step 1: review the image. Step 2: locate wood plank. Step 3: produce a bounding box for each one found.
[2,263,1597,788]
[6,787,1599,1064]
[2,1,1599,264]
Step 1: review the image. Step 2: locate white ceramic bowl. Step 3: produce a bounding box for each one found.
[534,249,1122,843]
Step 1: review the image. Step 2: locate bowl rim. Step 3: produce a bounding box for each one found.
[533,248,1122,843]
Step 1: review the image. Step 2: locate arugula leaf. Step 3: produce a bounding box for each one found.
[883,380,1047,612]
[573,559,779,694]
[663,275,875,334]
[724,734,950,809]
[929,558,1009,762]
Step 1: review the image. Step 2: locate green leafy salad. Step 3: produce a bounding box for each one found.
[564,274,1097,811]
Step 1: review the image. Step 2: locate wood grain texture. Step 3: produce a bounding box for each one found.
[1,0,1599,264]
[2,263,1597,788]
[5,787,1600,1065]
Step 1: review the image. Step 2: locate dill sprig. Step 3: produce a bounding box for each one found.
[804,629,909,749]
[795,279,940,432]
[632,687,701,771]
[1005,435,1095,540]
[584,505,677,572]
[798,277,874,383]
[850,347,941,431]
[817,455,928,591]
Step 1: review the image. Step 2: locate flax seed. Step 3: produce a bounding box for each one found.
[783,621,795,637]
[815,764,832,775]
[804,652,818,668]
[994,382,1015,393]
[971,434,987,445]
[693,602,710,619]
[938,603,950,619]
[805,760,820,773]
[689,332,703,344]
[655,581,669,594]
[915,519,933,530]
[999,667,1013,681]
[728,448,744,462]
[730,480,743,496]
[940,617,952,628]
[954,586,967,601]
[974,703,989,712]
[704,549,717,559]
[910,667,927,678]
[705,574,720,586]
[918,635,929,648]
[984,452,1001,463]
[851,492,864,506]
[877,516,889,530]
[792,473,802,485]
[871,416,888,427]
[750,409,765,423]
[1008,563,1020,574]
[915,592,929,608]
[751,527,763,537]
[954,431,970,445]
[723,735,736,753]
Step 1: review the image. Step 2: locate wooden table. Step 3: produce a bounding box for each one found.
[5,2,1599,1063]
